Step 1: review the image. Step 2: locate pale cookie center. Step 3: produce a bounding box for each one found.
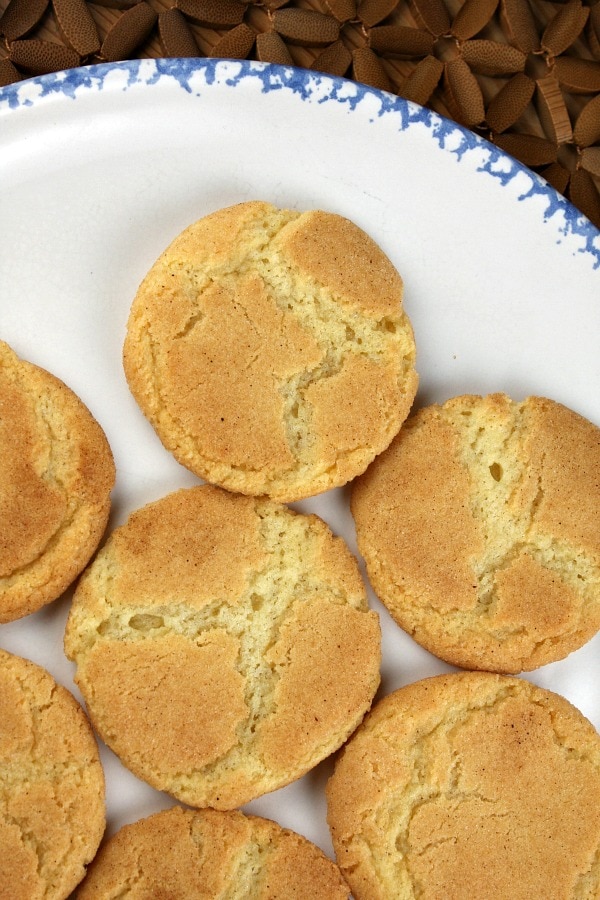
[445,404,599,640]
[143,218,414,477]
[72,508,369,798]
[346,688,600,899]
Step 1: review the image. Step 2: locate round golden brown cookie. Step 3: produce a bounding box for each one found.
[0,341,115,622]
[351,393,600,673]
[64,484,381,808]
[0,648,105,900]
[122,201,417,502]
[77,805,349,899]
[326,672,600,900]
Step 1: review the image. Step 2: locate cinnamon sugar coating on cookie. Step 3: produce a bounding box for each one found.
[0,649,105,899]
[64,484,381,808]
[352,393,600,672]
[123,201,417,501]
[326,672,600,900]
[77,806,349,898]
[0,341,115,622]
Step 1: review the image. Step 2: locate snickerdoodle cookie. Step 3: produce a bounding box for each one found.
[0,341,115,622]
[64,484,381,809]
[122,201,417,501]
[77,805,349,899]
[326,672,600,900]
[351,393,600,673]
[0,648,105,900]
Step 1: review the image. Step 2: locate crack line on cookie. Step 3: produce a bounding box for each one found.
[342,684,540,895]
[126,209,416,496]
[0,373,73,590]
[443,401,600,642]
[69,504,369,806]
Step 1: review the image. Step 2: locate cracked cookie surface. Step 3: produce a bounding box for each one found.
[351,393,600,673]
[0,341,115,622]
[64,484,381,808]
[122,201,417,502]
[76,805,349,899]
[326,672,600,900]
[0,649,105,900]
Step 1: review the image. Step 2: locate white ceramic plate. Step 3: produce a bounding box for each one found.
[1,59,599,863]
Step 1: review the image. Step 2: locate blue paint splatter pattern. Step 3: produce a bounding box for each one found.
[1,57,598,267]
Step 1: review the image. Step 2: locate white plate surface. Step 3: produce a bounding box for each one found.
[1,58,599,862]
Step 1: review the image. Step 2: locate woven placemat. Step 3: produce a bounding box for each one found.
[1,0,599,229]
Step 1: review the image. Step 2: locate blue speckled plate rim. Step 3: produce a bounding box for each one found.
[1,56,599,269]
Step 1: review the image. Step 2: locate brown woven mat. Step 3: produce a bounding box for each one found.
[1,0,599,229]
